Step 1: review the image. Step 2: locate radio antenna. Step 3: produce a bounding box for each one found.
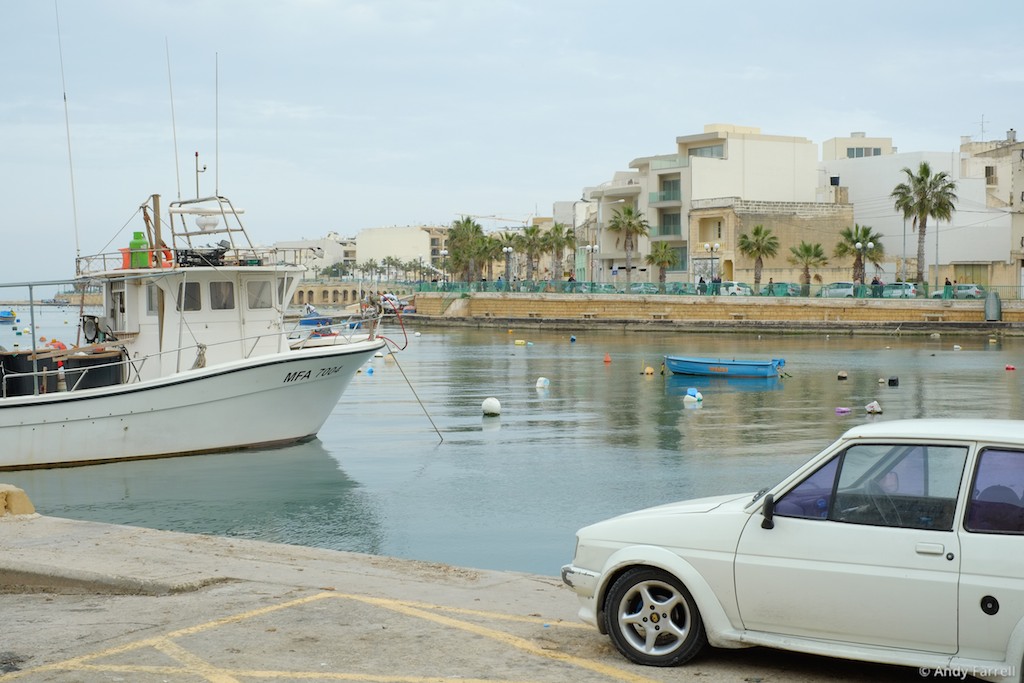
[166,38,182,199]
[215,52,220,196]
[54,0,81,264]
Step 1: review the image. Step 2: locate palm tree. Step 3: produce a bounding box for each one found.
[447,216,486,283]
[833,224,886,286]
[787,241,828,296]
[542,222,573,279]
[480,234,503,284]
[736,224,780,294]
[606,206,649,286]
[891,161,958,284]
[644,242,679,293]
[517,225,545,282]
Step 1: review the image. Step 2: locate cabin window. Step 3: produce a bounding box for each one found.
[176,282,201,311]
[210,281,235,310]
[145,284,159,316]
[246,281,273,309]
[278,276,293,306]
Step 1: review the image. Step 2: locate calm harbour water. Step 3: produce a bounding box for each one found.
[5,310,1024,577]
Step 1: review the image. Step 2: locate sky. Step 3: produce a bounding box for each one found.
[2,0,1023,283]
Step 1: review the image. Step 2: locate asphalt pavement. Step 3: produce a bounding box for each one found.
[1,501,942,682]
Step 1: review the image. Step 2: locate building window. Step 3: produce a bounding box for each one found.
[846,147,882,158]
[689,144,724,159]
[668,247,687,272]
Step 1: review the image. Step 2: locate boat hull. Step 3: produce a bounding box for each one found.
[664,355,784,378]
[0,338,385,470]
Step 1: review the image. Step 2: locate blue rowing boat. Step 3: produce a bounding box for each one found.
[664,355,785,378]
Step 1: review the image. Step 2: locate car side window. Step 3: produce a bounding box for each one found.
[774,458,839,519]
[965,449,1024,534]
[777,444,968,530]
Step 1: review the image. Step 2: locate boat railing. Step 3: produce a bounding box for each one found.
[76,245,301,277]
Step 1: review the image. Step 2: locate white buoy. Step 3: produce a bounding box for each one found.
[865,400,883,414]
[682,388,703,403]
[535,377,550,389]
[414,331,421,337]
[374,351,384,357]
[953,344,962,351]
[482,397,501,416]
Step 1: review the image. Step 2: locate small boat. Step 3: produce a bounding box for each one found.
[0,193,386,470]
[0,310,15,324]
[664,355,785,378]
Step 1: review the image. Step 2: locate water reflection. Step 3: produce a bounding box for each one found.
[5,439,385,555]
[5,326,1024,577]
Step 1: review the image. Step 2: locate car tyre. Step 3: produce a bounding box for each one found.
[604,567,707,667]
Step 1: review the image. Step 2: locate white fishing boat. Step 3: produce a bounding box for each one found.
[0,193,386,470]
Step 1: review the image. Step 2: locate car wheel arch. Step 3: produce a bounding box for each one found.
[594,546,741,647]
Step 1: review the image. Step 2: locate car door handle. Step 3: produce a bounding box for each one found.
[916,542,945,555]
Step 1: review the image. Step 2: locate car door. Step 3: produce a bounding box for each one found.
[734,441,969,653]
[957,446,1024,662]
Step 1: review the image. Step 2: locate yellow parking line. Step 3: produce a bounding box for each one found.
[1,591,645,683]
[340,594,662,683]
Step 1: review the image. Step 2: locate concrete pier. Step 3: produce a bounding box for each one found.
[0,486,927,682]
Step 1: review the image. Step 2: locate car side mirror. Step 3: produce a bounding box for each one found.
[761,493,775,529]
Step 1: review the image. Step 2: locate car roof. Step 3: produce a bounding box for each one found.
[841,418,1024,446]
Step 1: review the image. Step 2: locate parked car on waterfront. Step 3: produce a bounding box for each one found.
[720,281,753,296]
[882,282,920,298]
[623,282,660,295]
[580,283,618,294]
[562,418,1024,682]
[817,281,855,298]
[666,282,698,296]
[761,281,801,296]
[931,283,987,299]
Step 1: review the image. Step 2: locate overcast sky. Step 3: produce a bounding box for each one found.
[2,0,1022,282]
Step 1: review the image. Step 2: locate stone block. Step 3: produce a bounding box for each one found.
[0,483,36,516]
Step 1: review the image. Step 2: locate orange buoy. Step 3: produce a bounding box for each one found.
[603,353,611,364]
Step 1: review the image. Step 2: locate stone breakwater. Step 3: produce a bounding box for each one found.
[406,292,1023,335]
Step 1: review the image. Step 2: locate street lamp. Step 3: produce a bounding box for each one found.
[502,246,514,289]
[704,242,720,293]
[418,253,423,285]
[584,244,598,285]
[855,240,874,296]
[440,249,448,288]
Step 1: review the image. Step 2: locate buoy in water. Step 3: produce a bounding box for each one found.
[366,367,374,375]
[644,366,654,375]
[514,339,526,346]
[953,344,962,351]
[603,353,611,364]
[837,371,848,380]
[1007,365,1016,371]
[482,397,501,416]
[414,331,421,337]
[835,407,852,415]
[683,387,703,403]
[569,335,576,343]
[374,351,384,357]
[535,377,550,389]
[865,400,883,414]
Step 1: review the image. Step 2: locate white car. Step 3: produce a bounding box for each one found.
[719,281,753,296]
[562,419,1024,682]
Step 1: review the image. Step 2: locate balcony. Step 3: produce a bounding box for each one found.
[651,155,689,170]
[649,189,682,204]
[650,224,683,238]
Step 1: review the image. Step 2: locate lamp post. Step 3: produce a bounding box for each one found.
[440,249,448,289]
[704,242,720,293]
[584,244,598,286]
[502,246,514,290]
[418,254,423,286]
[855,240,874,297]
